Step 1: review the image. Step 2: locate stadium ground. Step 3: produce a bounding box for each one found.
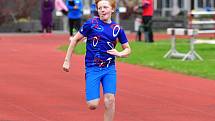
[0,33,215,121]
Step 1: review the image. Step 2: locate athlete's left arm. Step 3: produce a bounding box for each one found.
[107,42,131,58]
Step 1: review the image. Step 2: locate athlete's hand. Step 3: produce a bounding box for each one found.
[107,49,121,57]
[63,60,70,72]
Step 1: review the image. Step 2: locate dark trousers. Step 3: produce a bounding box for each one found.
[69,18,81,36]
[142,16,154,42]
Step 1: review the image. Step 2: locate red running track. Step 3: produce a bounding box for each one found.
[0,33,215,121]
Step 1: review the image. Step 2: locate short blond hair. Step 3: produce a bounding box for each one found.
[95,0,116,10]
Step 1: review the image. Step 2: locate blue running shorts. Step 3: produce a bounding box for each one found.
[85,65,117,101]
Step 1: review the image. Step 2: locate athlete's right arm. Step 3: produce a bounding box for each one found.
[63,32,84,72]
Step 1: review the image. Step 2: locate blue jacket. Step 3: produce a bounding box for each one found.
[66,0,83,19]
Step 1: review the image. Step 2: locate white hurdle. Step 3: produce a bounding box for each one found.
[164,28,203,61]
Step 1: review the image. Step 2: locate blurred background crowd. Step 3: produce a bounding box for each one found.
[1,0,215,33]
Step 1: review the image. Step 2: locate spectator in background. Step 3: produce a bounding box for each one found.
[66,0,83,36]
[55,0,68,15]
[55,0,68,32]
[91,3,98,17]
[134,0,154,43]
[41,0,54,33]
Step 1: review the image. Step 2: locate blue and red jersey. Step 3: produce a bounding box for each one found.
[79,17,128,67]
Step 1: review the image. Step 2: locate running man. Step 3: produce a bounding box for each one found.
[63,0,131,121]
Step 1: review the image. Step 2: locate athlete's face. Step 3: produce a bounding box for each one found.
[97,0,114,23]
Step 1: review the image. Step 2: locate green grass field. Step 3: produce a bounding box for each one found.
[59,39,215,80]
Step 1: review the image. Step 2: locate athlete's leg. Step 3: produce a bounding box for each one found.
[102,65,117,121]
[104,93,115,121]
[85,67,102,110]
[87,98,100,110]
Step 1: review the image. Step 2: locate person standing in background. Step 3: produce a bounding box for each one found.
[55,0,68,32]
[90,3,98,17]
[55,0,68,15]
[134,0,154,43]
[41,0,54,33]
[66,0,83,36]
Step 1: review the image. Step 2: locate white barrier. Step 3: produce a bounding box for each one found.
[164,28,203,61]
[189,10,215,44]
